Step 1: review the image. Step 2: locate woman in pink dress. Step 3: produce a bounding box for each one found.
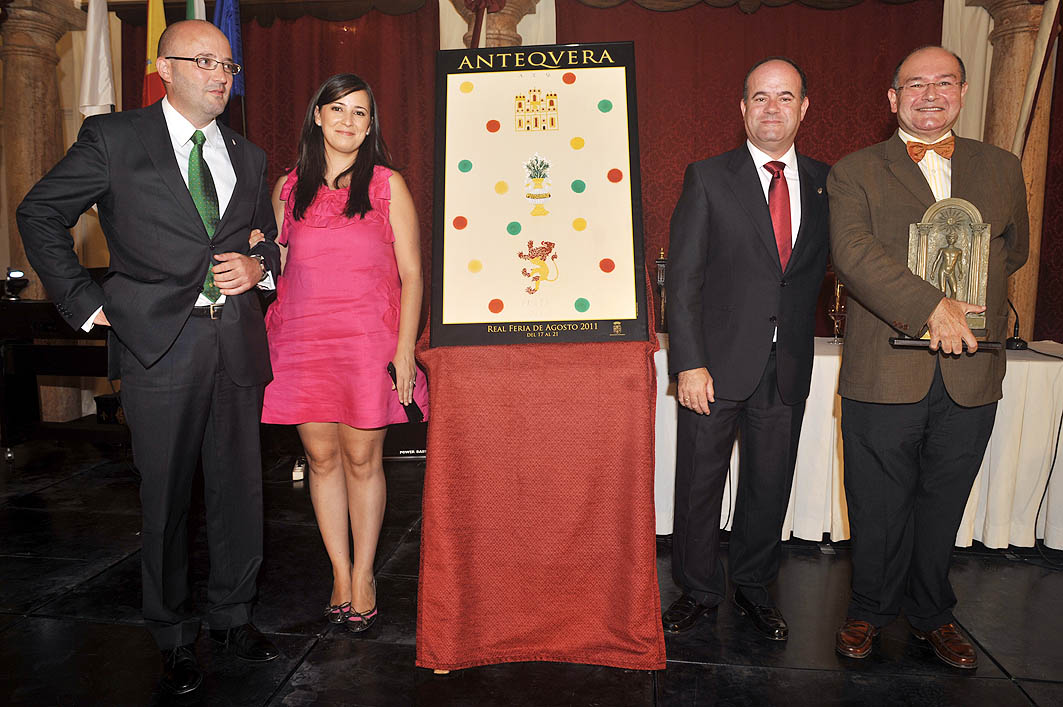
[257,74,427,632]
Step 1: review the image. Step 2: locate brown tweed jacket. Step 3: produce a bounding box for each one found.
[828,132,1029,407]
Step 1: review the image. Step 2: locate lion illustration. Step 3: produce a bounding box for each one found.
[517,240,559,294]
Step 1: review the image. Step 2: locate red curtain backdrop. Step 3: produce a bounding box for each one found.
[122,3,440,277]
[556,0,941,294]
[1036,47,1063,342]
[124,0,1063,340]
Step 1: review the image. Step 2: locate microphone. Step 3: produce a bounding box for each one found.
[1006,299,1028,350]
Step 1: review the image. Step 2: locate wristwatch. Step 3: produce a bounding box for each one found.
[249,254,268,282]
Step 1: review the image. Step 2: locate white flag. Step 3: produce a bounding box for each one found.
[78,0,115,117]
[187,0,206,21]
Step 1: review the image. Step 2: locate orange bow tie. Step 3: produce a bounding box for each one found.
[906,135,955,162]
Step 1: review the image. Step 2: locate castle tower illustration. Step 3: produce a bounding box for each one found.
[514,88,559,131]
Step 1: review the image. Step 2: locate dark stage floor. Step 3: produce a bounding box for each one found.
[2,436,1061,706]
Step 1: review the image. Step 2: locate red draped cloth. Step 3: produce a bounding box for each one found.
[415,284,665,670]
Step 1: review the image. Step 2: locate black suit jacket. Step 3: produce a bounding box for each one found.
[16,101,280,385]
[666,146,830,405]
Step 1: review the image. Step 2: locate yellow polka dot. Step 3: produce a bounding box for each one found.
[570,137,585,150]
[494,181,509,195]
[572,218,587,231]
[459,81,474,93]
[468,259,483,273]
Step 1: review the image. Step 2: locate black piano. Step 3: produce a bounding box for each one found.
[1,270,127,454]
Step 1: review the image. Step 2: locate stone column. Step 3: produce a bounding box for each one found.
[2,0,86,298]
[449,0,542,48]
[971,0,1057,339]
[2,0,87,423]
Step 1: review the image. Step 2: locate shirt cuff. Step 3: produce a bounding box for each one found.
[257,272,276,291]
[82,306,103,332]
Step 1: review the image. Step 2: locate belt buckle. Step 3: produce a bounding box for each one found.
[208,303,222,320]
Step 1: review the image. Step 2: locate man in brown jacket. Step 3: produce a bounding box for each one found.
[828,46,1028,669]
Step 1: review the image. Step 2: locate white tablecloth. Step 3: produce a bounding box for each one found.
[653,335,1063,549]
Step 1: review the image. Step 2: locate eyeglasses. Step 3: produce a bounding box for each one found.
[895,80,963,93]
[165,56,242,75]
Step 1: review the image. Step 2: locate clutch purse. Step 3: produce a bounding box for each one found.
[386,362,424,423]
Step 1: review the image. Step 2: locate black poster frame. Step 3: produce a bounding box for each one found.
[430,42,649,347]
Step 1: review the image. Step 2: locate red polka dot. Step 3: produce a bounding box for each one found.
[453,216,468,230]
[488,299,504,314]
[599,258,615,273]
[607,169,623,183]
[562,72,576,84]
[486,119,501,133]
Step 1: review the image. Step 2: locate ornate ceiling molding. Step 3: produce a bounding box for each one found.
[106,0,426,27]
[573,0,917,15]
[97,0,921,26]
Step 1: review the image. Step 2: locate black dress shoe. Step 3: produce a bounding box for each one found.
[733,588,788,641]
[161,645,202,695]
[209,623,279,662]
[663,593,714,633]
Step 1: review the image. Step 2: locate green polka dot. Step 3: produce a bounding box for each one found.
[571,180,586,194]
[597,100,613,113]
[506,221,522,235]
[574,298,590,312]
[458,159,473,173]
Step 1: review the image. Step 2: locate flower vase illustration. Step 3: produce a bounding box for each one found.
[523,153,552,216]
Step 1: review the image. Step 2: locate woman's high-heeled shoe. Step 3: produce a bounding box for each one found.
[344,606,378,633]
[325,601,351,624]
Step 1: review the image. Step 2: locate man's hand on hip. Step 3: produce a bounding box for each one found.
[212,252,262,296]
[678,367,715,415]
[926,296,985,354]
[93,310,110,327]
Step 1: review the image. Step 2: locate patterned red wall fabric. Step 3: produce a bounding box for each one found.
[122,4,440,283]
[556,0,942,332]
[1036,46,1063,343]
[124,0,952,335]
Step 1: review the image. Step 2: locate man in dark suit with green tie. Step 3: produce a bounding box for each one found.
[17,20,281,695]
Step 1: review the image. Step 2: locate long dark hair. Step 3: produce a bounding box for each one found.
[290,73,394,221]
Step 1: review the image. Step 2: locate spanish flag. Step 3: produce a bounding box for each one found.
[142,0,166,106]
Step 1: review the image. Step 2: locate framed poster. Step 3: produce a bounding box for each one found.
[430,42,649,346]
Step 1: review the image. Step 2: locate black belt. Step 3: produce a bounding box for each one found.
[191,304,224,319]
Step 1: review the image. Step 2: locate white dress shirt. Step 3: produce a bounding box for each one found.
[898,128,952,202]
[746,140,802,245]
[83,97,271,330]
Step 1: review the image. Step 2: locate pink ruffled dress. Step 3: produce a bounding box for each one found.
[261,165,428,428]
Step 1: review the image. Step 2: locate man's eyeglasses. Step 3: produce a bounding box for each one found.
[165,56,242,75]
[896,80,964,93]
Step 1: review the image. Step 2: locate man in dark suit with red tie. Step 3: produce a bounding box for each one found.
[663,57,830,640]
[17,20,280,695]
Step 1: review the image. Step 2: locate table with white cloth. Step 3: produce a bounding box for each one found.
[653,335,1063,549]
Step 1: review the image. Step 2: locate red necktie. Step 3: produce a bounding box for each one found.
[764,161,792,271]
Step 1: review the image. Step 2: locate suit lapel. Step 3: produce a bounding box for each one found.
[787,154,822,273]
[725,148,781,273]
[886,130,935,210]
[132,103,205,235]
[216,123,246,234]
[949,137,982,207]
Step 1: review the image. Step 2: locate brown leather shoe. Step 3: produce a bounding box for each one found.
[913,622,978,669]
[835,618,878,659]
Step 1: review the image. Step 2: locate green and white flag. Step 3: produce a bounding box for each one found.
[186,0,206,20]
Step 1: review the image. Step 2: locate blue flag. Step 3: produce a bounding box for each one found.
[213,0,244,97]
